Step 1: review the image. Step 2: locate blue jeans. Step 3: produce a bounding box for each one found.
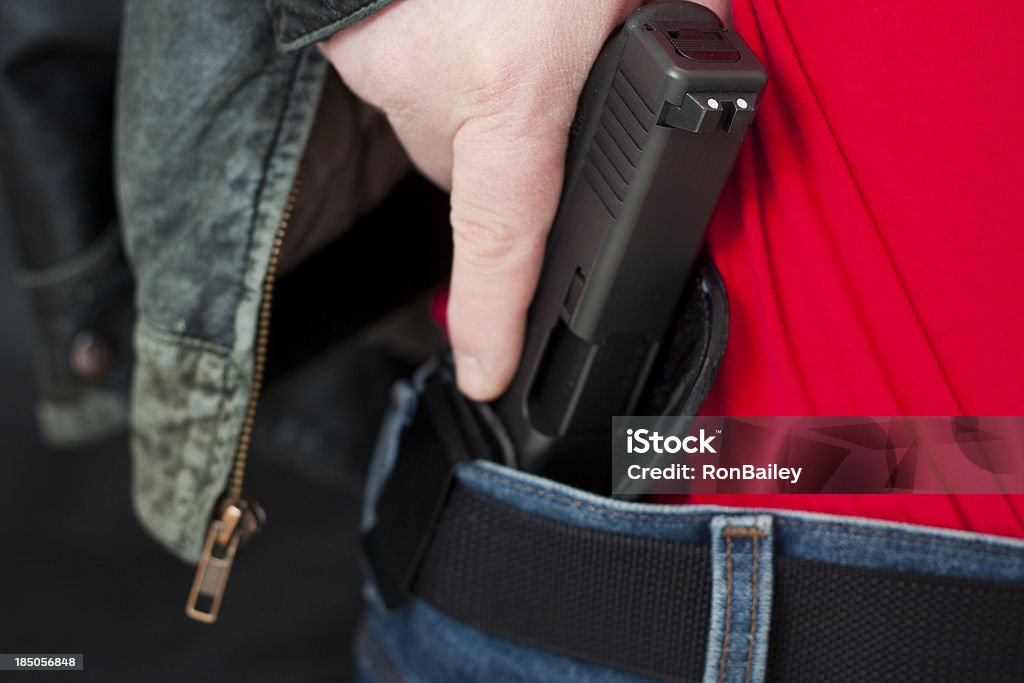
[356,372,1024,682]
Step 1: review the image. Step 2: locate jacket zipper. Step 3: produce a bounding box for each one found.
[185,171,302,623]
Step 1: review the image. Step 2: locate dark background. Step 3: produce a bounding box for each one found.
[0,194,368,680]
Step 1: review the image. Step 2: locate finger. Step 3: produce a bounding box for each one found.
[447,112,569,400]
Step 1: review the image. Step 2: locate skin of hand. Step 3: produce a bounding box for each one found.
[321,0,731,401]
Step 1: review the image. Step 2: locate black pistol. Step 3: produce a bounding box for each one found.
[493,1,766,488]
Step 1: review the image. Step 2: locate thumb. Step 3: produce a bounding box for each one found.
[447,113,568,401]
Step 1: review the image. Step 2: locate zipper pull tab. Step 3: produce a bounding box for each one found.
[185,497,264,623]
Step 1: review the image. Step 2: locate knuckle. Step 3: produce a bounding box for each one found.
[450,202,522,264]
[457,38,532,116]
[462,66,523,117]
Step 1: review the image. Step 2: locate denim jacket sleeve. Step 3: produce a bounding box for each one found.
[266,0,399,52]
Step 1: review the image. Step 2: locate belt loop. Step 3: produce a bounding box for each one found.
[703,514,774,683]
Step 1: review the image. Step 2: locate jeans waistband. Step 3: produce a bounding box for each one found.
[463,460,1024,582]
[361,363,1024,682]
[389,461,1024,682]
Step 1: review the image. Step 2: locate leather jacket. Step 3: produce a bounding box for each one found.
[2,0,417,566]
[117,0,412,563]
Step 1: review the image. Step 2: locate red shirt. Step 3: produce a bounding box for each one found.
[687,0,1024,537]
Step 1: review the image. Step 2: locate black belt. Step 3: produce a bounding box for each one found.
[411,482,1024,683]
[363,369,1024,683]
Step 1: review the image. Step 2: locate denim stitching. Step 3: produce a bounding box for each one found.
[721,526,766,683]
[473,470,713,524]
[472,469,1022,556]
[718,525,734,683]
[774,518,1021,556]
[745,532,760,683]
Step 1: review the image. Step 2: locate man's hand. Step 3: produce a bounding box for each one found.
[322,0,728,400]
